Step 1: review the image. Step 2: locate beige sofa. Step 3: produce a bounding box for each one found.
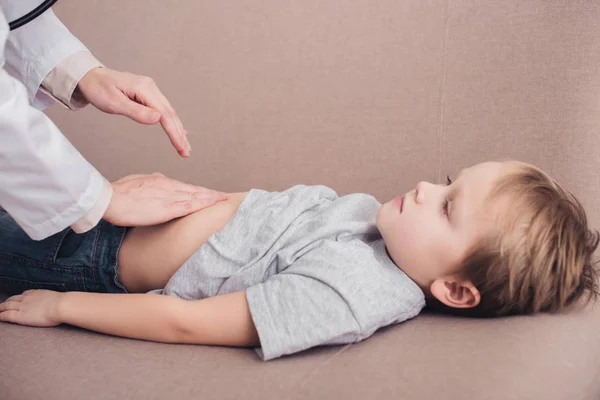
[2,1,600,399]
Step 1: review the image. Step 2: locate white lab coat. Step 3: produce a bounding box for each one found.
[0,1,105,240]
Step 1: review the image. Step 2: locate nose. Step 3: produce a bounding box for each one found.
[415,181,433,204]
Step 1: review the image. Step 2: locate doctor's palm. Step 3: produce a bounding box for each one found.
[78,67,192,158]
[103,174,228,227]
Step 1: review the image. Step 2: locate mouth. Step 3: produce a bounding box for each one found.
[394,195,405,213]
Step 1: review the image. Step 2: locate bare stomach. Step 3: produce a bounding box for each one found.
[118,192,249,293]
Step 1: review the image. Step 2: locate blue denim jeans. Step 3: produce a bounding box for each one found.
[0,210,128,296]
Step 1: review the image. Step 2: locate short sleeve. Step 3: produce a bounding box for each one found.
[246,272,362,361]
[245,239,425,361]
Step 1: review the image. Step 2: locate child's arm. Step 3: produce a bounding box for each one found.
[0,290,259,347]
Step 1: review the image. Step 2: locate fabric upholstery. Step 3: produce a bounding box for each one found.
[2,1,600,399]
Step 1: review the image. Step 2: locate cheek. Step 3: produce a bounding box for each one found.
[395,215,445,259]
[384,215,423,255]
[397,220,428,249]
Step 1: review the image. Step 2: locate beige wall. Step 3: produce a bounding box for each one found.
[48,0,600,228]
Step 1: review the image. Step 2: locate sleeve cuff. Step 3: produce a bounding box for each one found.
[71,179,113,233]
[42,50,103,110]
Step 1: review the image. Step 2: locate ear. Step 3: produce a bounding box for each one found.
[430,276,481,309]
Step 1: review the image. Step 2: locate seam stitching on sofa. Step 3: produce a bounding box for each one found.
[436,0,451,183]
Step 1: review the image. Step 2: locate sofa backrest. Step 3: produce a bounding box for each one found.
[49,0,600,230]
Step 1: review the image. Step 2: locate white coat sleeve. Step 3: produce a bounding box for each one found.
[0,7,108,240]
[42,50,103,110]
[0,1,90,109]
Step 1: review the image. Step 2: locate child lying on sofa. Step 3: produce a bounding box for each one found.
[0,161,598,360]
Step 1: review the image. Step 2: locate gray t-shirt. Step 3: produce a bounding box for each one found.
[150,185,425,360]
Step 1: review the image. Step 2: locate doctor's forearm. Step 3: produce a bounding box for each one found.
[58,292,185,343]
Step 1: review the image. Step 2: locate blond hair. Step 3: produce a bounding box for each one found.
[433,162,599,317]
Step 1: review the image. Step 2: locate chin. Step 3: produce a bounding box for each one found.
[375,205,384,227]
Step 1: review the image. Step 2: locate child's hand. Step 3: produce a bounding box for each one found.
[0,290,64,327]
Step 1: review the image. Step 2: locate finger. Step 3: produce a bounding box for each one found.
[115,94,162,125]
[151,91,189,153]
[114,174,170,193]
[165,194,224,205]
[160,112,189,158]
[0,310,20,323]
[184,130,193,154]
[170,185,225,197]
[159,114,188,157]
[136,86,190,157]
[167,198,221,219]
[165,105,187,149]
[0,300,18,312]
[173,190,229,202]
[118,173,171,185]
[169,181,223,194]
[6,294,23,303]
[139,176,215,197]
[173,189,229,201]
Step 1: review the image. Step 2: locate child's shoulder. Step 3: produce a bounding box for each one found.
[280,184,339,199]
[283,184,380,206]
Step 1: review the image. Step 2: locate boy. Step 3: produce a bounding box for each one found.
[0,161,597,360]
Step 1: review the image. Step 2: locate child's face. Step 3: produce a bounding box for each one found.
[376,161,506,290]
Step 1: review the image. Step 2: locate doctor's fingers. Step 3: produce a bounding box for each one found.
[172,190,228,202]
[167,180,228,197]
[114,172,169,185]
[164,196,226,220]
[113,173,183,189]
[134,79,190,157]
[155,180,226,199]
[110,174,226,200]
[165,192,226,205]
[128,174,226,197]
[112,174,148,184]
[114,91,162,126]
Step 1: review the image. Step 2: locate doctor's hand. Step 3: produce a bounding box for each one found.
[77,67,191,158]
[103,173,228,227]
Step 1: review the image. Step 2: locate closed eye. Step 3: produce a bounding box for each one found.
[444,175,452,218]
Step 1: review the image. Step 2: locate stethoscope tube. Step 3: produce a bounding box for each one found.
[8,0,58,31]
